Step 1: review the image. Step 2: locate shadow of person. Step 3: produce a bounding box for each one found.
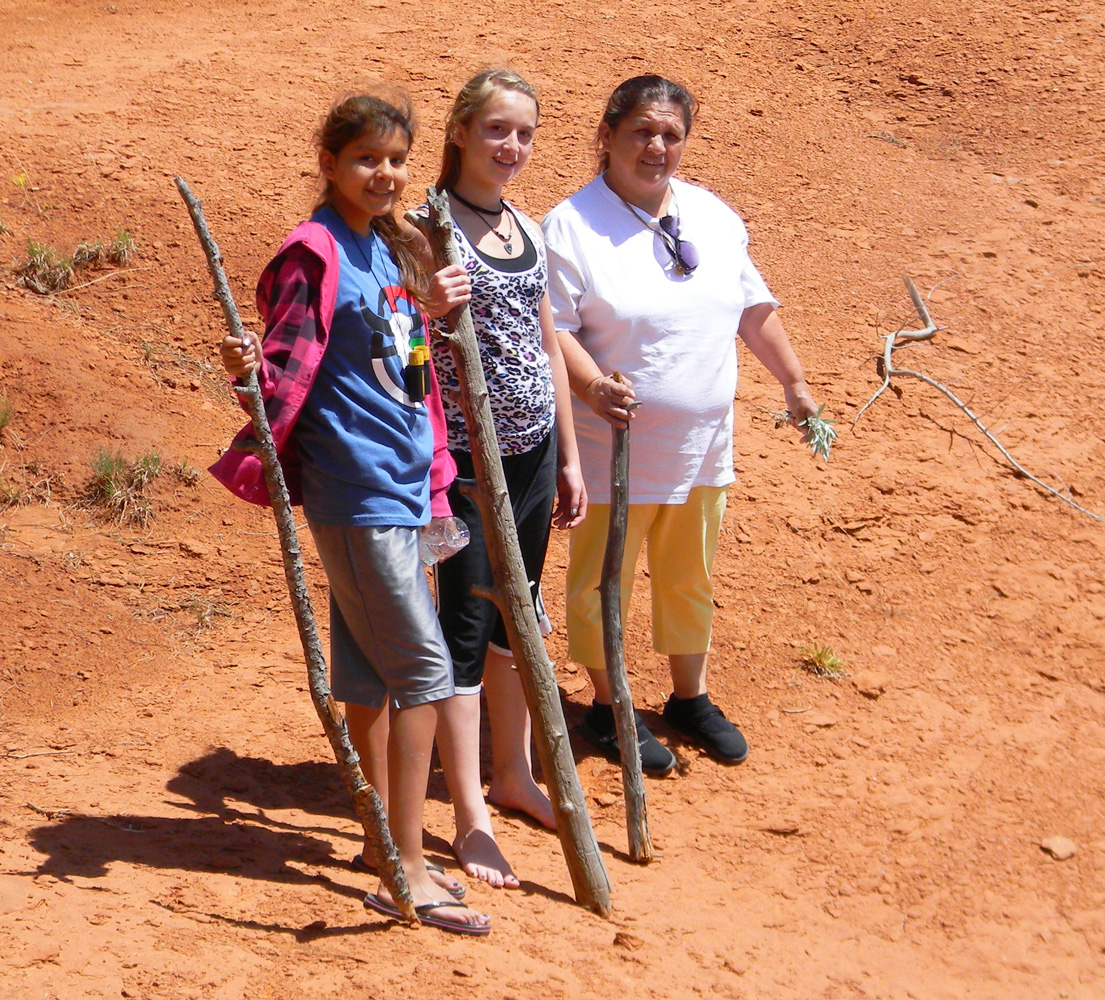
[26,748,368,904]
[28,809,346,885]
[28,743,580,918]
[166,746,350,826]
[167,747,467,866]
[25,807,395,939]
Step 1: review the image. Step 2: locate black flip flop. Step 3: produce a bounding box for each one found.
[363,892,491,937]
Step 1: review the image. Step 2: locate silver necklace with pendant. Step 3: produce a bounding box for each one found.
[449,188,515,253]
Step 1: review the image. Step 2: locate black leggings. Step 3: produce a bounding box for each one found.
[435,429,557,691]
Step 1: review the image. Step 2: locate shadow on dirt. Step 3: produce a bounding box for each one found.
[25,739,620,909]
[26,748,365,887]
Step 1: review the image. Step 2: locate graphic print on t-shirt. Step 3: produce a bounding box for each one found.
[361,283,426,408]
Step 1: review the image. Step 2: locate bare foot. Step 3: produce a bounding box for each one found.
[353,852,465,898]
[488,776,557,831]
[452,828,521,889]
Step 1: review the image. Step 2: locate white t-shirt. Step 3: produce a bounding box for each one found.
[542,176,778,504]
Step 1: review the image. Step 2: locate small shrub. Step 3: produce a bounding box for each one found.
[773,405,838,461]
[108,229,136,266]
[15,240,72,294]
[84,447,162,526]
[799,642,848,680]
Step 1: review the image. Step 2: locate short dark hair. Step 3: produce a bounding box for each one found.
[596,75,698,173]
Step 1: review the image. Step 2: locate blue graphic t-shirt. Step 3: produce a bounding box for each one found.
[295,205,432,526]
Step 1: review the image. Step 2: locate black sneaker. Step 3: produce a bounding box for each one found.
[579,701,676,776]
[662,693,748,764]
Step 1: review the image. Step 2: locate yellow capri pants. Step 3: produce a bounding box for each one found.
[565,485,728,671]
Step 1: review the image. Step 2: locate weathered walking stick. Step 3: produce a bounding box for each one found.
[600,373,652,863]
[414,188,612,916]
[174,177,417,924]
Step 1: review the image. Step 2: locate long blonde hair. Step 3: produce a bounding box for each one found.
[436,69,539,191]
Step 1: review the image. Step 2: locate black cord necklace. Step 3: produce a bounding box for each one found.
[448,188,514,253]
[349,224,387,286]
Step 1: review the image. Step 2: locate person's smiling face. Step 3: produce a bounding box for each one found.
[454,88,538,190]
[599,100,687,214]
[319,127,410,233]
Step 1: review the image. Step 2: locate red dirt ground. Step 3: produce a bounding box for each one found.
[2,2,1104,998]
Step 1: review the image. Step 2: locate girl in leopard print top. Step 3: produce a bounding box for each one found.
[410,70,585,890]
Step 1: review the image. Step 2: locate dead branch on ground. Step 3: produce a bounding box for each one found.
[855,275,1102,522]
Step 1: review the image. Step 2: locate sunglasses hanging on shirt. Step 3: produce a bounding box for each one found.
[657,214,699,275]
[615,190,699,276]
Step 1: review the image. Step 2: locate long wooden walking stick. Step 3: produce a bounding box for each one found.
[599,374,652,863]
[175,177,417,924]
[415,188,612,916]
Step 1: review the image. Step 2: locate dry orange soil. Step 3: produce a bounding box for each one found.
[1,2,1103,998]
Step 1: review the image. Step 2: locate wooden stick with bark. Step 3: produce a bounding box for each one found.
[174,177,417,924]
[413,187,612,916]
[600,373,653,863]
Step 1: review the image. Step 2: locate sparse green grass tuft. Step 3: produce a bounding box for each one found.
[140,340,220,396]
[108,228,136,266]
[170,459,202,486]
[131,450,163,484]
[141,593,235,634]
[15,240,73,293]
[0,396,12,435]
[184,593,234,631]
[83,447,163,526]
[867,130,907,149]
[799,642,848,680]
[71,238,107,270]
[15,230,138,295]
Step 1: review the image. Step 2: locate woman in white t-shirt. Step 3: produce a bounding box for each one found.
[542,74,820,774]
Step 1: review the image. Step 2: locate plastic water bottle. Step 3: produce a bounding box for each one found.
[419,516,470,566]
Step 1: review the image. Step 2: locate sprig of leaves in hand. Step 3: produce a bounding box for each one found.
[772,404,838,461]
